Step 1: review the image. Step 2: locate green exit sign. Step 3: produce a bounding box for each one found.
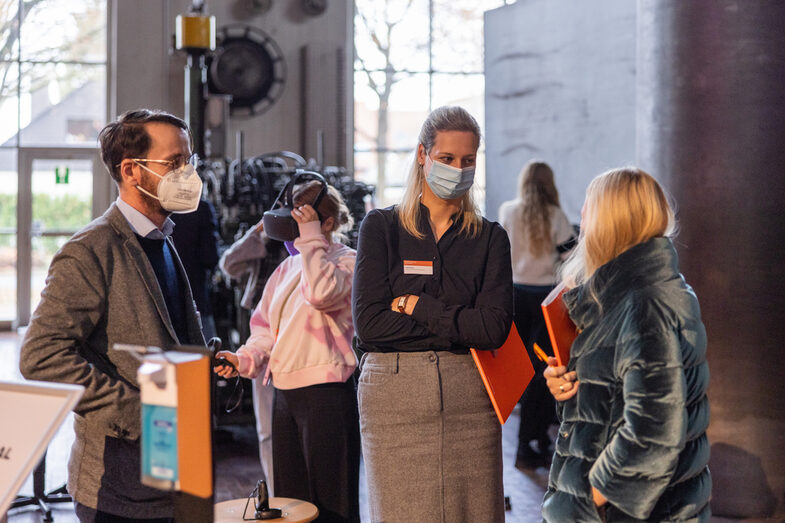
[55,166,70,184]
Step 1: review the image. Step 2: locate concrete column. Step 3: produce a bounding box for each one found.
[637,1,785,517]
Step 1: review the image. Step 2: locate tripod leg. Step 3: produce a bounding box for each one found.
[12,451,70,521]
[33,457,46,498]
[37,497,53,522]
[32,457,54,521]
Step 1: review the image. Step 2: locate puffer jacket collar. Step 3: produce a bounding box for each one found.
[563,237,681,330]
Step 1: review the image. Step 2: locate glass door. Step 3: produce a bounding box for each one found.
[0,150,18,326]
[16,147,111,327]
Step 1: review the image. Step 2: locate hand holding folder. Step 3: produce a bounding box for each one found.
[541,282,578,366]
[542,352,579,401]
[470,323,534,425]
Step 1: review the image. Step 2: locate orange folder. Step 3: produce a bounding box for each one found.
[470,322,534,425]
[541,282,578,366]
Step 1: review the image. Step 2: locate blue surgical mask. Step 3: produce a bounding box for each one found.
[425,158,475,200]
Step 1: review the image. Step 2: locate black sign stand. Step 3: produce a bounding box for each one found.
[11,451,71,522]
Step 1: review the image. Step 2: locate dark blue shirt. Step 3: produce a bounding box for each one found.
[170,199,220,317]
[136,235,190,345]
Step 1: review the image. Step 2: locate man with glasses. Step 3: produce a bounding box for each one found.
[20,109,206,522]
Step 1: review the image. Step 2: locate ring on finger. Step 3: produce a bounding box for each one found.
[559,384,565,392]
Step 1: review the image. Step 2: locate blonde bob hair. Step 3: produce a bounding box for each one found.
[397,106,483,239]
[560,167,676,287]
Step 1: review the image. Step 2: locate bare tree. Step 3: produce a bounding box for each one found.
[354,0,415,200]
[0,0,104,102]
[0,0,45,98]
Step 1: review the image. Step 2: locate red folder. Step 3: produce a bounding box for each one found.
[470,323,534,425]
[541,282,578,366]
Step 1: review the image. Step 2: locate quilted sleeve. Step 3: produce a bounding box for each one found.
[588,325,687,519]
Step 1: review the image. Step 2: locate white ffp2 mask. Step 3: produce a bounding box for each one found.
[134,162,203,213]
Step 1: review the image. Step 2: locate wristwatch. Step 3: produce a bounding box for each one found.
[396,294,410,313]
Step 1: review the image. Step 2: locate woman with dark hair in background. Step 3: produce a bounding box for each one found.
[498,160,575,470]
[542,168,711,521]
[352,106,513,522]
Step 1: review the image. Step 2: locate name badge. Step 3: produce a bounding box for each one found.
[403,260,433,275]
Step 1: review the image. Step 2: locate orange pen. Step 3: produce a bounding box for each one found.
[533,343,553,365]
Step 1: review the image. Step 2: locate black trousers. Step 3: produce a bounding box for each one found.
[272,379,361,523]
[513,284,558,455]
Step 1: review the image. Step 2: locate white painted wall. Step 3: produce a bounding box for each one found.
[483,0,637,223]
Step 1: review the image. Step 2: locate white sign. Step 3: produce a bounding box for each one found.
[0,380,84,517]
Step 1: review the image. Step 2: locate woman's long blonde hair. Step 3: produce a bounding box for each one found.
[397,106,483,239]
[518,160,561,256]
[560,167,676,287]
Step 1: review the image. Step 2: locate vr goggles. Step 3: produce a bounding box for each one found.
[262,170,328,242]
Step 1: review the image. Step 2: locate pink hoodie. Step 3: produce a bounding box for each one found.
[235,221,357,390]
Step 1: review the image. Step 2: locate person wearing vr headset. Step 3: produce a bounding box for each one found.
[352,106,513,522]
[214,174,360,523]
[217,216,280,498]
[20,109,206,522]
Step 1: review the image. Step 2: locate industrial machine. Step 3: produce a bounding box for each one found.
[174,0,374,424]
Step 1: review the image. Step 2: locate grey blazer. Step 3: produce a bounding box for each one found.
[20,203,205,518]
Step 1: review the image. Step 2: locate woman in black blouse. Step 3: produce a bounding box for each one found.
[352,106,513,522]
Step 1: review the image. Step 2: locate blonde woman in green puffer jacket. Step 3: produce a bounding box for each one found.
[542,167,711,522]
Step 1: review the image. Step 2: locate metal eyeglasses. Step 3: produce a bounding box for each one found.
[124,153,199,171]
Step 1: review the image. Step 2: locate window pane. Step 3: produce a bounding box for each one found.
[355,72,429,152]
[30,157,94,315]
[20,62,105,146]
[386,73,430,149]
[353,150,377,187]
[354,151,413,209]
[355,0,429,72]
[20,0,106,63]
[432,0,506,72]
[382,151,415,191]
[0,147,17,321]
[0,60,19,146]
[432,73,484,117]
[0,1,20,61]
[354,0,496,212]
[354,69,383,153]
[31,158,93,231]
[354,69,384,114]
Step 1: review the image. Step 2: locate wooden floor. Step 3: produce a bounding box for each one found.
[0,331,763,522]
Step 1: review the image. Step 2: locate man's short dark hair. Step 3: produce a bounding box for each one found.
[98,109,191,183]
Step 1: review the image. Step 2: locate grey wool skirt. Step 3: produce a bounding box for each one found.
[358,351,504,523]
